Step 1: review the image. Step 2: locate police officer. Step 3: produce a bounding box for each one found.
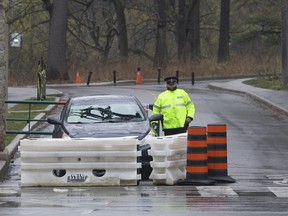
[152,76,195,136]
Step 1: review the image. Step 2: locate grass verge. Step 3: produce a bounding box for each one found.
[243,77,288,91]
[5,98,55,147]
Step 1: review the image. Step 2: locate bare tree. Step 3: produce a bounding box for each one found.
[112,0,128,63]
[181,0,200,62]
[218,0,230,63]
[282,0,288,86]
[154,0,168,67]
[0,0,7,152]
[43,0,69,81]
[190,0,200,61]
[4,0,285,84]
[176,0,186,62]
[68,1,116,64]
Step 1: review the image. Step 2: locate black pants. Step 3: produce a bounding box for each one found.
[163,124,188,136]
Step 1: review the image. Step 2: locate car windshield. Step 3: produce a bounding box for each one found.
[66,100,145,124]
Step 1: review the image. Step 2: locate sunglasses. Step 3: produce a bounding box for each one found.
[167,81,177,85]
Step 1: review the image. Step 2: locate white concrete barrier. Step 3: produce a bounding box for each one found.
[147,133,187,185]
[19,137,141,187]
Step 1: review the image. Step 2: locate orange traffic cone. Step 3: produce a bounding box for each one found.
[76,71,81,85]
[135,68,142,85]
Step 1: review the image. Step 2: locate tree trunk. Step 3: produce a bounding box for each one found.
[282,0,288,86]
[176,0,186,62]
[154,0,168,68]
[184,0,200,62]
[190,0,200,61]
[217,0,230,63]
[46,0,68,81]
[113,0,128,63]
[0,0,7,151]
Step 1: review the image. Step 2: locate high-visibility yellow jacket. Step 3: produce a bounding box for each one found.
[152,89,195,129]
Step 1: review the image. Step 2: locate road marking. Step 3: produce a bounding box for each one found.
[124,186,158,191]
[0,188,19,196]
[81,209,95,214]
[53,188,69,193]
[268,187,288,197]
[196,186,239,197]
[266,174,288,180]
[144,90,158,100]
[273,179,288,186]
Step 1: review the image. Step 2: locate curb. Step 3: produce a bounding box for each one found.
[208,84,288,116]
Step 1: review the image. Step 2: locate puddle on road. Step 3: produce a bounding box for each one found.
[0,201,21,207]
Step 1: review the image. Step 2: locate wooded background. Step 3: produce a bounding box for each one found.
[5,0,287,85]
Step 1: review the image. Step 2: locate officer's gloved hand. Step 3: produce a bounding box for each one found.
[186,117,193,124]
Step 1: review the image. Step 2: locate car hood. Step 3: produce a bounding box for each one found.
[63,121,150,139]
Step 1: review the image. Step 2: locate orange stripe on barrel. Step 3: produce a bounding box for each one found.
[186,166,208,173]
[187,140,207,147]
[207,125,226,132]
[188,127,206,135]
[187,154,208,160]
[208,163,228,170]
[208,150,227,157]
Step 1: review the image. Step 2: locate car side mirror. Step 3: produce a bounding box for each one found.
[47,116,62,126]
[149,114,163,122]
[137,114,163,140]
[47,116,70,137]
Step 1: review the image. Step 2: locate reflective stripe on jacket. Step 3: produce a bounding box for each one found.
[152,89,195,129]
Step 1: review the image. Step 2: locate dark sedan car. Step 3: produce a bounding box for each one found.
[47,95,162,180]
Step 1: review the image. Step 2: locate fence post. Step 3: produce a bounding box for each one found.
[176,70,179,83]
[157,68,161,84]
[113,70,117,85]
[191,72,194,85]
[87,71,93,86]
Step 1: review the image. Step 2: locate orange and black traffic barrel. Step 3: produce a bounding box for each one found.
[207,124,235,183]
[178,126,215,185]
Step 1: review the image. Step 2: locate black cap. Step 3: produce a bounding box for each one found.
[164,76,178,83]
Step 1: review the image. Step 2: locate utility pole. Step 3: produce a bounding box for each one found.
[282,0,288,86]
[0,0,8,152]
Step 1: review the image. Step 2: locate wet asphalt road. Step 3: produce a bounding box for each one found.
[1,81,288,215]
